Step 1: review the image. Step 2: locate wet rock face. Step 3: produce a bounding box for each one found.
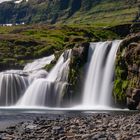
[127,89,140,110]
[114,33,140,110]
[124,41,140,110]
[63,43,89,107]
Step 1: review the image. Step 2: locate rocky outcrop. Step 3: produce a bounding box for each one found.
[127,89,140,110]
[63,43,89,106]
[114,33,140,110]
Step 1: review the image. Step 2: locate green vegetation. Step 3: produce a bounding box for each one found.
[0,0,140,26]
[0,24,119,71]
[114,79,128,102]
[113,35,140,105]
[113,64,128,104]
[69,47,87,86]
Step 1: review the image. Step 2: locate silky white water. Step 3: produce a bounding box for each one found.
[0,71,28,106]
[18,50,71,107]
[82,40,122,108]
[0,40,123,110]
[23,54,55,72]
[0,54,55,106]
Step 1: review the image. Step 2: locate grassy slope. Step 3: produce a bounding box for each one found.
[0,24,119,71]
[0,0,140,26]
[62,0,139,26]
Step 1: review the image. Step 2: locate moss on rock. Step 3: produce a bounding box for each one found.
[113,33,140,109]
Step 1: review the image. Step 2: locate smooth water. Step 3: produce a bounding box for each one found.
[0,41,125,110]
[0,72,28,106]
[82,40,122,108]
[17,50,71,107]
[23,54,55,72]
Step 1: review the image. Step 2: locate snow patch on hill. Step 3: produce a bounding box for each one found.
[0,0,28,4]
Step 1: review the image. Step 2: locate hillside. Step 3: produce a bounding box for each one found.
[0,24,119,71]
[0,0,140,110]
[0,0,140,26]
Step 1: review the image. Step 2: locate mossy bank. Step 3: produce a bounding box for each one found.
[0,24,119,71]
[114,32,140,110]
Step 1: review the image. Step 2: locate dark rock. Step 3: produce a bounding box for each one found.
[109,24,131,37]
[7,126,16,129]
[59,136,67,140]
[25,128,32,134]
[82,134,91,139]
[38,120,46,125]
[114,32,140,110]
[75,134,82,139]
[92,133,107,140]
[127,97,138,110]
[126,88,140,110]
[132,89,140,102]
[126,88,133,97]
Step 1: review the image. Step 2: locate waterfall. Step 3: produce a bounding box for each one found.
[28,70,48,83]
[0,51,71,107]
[17,80,67,107]
[23,55,55,83]
[82,40,121,108]
[0,71,28,106]
[23,54,55,72]
[0,40,123,109]
[18,50,71,107]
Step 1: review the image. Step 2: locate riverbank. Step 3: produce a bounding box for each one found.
[0,112,139,140]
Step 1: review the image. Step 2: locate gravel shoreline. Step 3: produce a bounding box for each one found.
[0,112,140,140]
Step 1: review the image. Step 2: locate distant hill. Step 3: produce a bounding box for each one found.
[0,0,140,26]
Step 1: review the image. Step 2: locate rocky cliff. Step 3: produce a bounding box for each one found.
[114,32,140,110]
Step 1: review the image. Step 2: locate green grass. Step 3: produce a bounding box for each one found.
[60,0,139,27]
[0,24,120,70]
[0,0,139,27]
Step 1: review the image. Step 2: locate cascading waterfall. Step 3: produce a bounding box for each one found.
[23,54,55,72]
[24,55,55,83]
[0,50,71,107]
[0,39,122,110]
[17,80,67,107]
[17,50,71,107]
[0,71,28,106]
[82,40,122,108]
[0,54,55,107]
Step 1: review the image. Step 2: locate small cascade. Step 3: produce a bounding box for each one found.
[82,40,121,108]
[28,70,48,83]
[0,71,28,106]
[17,80,67,107]
[18,50,71,107]
[23,54,55,72]
[0,55,55,106]
[47,50,71,82]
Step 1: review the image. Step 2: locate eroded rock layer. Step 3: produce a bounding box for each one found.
[114,33,140,110]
